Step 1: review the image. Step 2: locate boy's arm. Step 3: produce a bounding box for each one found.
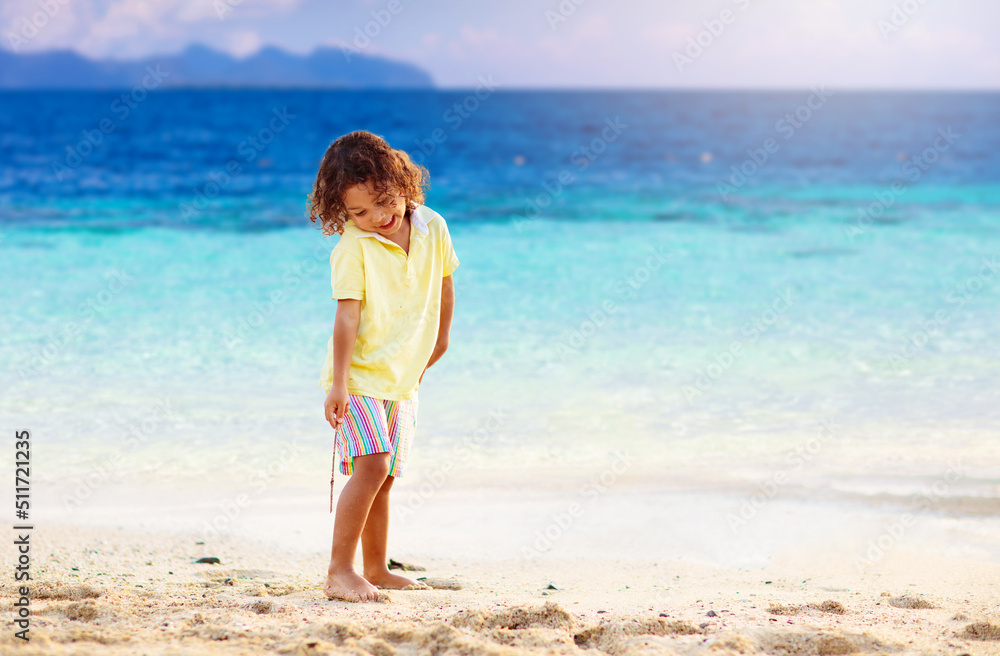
[324,298,361,428]
[419,274,455,383]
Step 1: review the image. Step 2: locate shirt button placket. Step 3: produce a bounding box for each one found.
[399,250,413,287]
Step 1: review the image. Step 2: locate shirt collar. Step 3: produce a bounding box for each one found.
[410,209,430,234]
[351,205,431,245]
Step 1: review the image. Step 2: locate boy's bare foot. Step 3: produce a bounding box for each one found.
[364,568,429,590]
[324,569,382,602]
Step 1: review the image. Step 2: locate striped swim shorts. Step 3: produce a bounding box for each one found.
[336,393,418,478]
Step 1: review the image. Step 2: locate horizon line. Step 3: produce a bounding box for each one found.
[0,85,997,92]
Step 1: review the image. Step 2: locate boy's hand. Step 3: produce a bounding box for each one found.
[325,385,349,430]
[418,335,448,386]
[327,299,359,431]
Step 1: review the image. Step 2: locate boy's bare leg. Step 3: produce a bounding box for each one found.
[324,452,391,602]
[361,475,427,589]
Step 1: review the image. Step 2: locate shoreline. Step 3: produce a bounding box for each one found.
[3,523,1000,655]
[30,479,1000,564]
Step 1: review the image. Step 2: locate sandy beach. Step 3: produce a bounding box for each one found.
[3,519,999,656]
[4,44,1000,656]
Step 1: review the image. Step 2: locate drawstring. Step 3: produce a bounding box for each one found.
[330,423,339,513]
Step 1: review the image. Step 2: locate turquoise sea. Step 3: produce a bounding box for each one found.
[2,89,998,562]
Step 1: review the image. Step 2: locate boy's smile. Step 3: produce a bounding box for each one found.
[344,180,407,237]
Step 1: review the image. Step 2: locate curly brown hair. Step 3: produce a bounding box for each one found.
[307,130,430,236]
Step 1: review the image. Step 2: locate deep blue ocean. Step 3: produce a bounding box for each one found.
[2,89,998,510]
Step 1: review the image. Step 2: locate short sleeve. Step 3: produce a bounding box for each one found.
[330,242,365,300]
[439,216,460,277]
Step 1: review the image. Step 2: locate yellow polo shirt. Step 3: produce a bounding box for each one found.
[318,204,460,400]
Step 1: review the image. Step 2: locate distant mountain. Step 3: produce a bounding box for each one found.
[0,43,435,88]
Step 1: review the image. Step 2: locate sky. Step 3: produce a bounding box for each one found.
[2,0,998,89]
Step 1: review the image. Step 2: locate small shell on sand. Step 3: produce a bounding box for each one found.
[417,577,462,590]
[888,594,936,609]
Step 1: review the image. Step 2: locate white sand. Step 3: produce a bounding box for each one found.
[3,518,1000,655]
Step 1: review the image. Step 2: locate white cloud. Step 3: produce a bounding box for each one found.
[2,0,997,88]
[421,32,441,49]
[458,24,502,47]
[3,0,303,58]
[2,0,95,53]
[534,13,612,63]
[640,21,695,49]
[221,29,263,58]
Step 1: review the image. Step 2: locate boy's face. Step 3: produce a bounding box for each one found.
[343,180,407,236]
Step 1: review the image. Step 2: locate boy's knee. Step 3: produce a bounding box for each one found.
[354,452,391,482]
